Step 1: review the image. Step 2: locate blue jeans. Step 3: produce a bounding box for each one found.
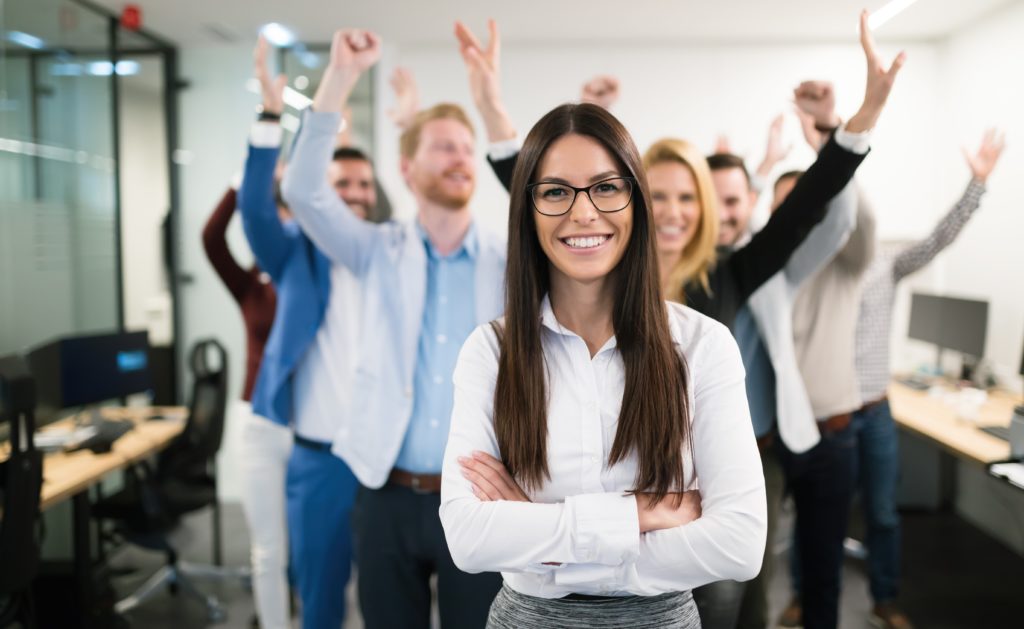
[854,399,901,603]
[287,440,359,629]
[789,401,901,608]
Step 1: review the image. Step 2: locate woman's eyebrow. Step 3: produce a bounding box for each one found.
[535,170,622,185]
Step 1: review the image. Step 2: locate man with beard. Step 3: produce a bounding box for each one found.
[282,26,509,628]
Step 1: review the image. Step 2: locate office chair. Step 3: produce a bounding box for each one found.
[0,356,44,628]
[93,339,243,623]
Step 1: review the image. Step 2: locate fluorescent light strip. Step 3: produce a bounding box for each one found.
[260,22,296,47]
[6,30,47,50]
[868,0,921,30]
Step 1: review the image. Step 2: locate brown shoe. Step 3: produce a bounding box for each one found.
[870,603,914,629]
[777,597,802,628]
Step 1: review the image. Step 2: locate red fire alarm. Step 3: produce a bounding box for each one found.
[121,4,142,31]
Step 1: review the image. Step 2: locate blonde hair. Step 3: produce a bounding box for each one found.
[399,103,476,159]
[642,138,719,303]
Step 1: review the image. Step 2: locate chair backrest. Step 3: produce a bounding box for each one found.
[0,354,43,594]
[160,339,229,477]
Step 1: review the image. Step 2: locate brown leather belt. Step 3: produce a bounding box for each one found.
[389,468,442,494]
[818,412,852,435]
[859,395,888,414]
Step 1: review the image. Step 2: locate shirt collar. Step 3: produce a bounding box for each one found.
[539,293,619,353]
[415,220,480,261]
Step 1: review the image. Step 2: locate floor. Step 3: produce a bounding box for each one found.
[103,501,1024,628]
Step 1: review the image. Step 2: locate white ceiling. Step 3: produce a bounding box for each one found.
[81,0,1017,47]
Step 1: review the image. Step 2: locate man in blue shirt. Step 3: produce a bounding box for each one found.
[282,26,513,628]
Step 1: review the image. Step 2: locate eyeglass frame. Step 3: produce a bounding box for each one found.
[526,176,637,217]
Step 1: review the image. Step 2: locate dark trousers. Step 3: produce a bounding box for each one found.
[352,482,503,628]
[853,400,901,604]
[735,442,786,629]
[780,423,857,629]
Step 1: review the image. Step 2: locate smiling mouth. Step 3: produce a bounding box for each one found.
[656,225,687,236]
[445,172,471,183]
[561,235,610,249]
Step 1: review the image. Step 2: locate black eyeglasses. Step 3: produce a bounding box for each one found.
[527,176,635,217]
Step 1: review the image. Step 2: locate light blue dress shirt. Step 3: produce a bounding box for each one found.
[394,224,479,473]
[734,305,776,438]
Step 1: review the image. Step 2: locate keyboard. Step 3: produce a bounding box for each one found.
[979,425,1010,442]
[66,419,134,453]
[896,376,931,391]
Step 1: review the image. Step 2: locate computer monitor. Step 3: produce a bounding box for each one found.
[26,330,153,423]
[908,292,988,372]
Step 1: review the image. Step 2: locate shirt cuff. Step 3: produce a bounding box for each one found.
[749,173,767,195]
[566,492,640,566]
[833,125,871,155]
[488,137,521,161]
[250,121,283,148]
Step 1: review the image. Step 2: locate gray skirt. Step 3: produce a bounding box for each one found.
[487,584,702,628]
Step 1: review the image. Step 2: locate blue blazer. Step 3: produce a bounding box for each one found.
[238,144,331,427]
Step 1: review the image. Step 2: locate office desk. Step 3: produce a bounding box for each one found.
[1,405,187,628]
[889,381,1017,465]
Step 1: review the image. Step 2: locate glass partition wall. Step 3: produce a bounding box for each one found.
[0,0,179,402]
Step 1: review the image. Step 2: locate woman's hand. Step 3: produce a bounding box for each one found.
[635,490,702,533]
[458,451,531,502]
[453,19,517,142]
[963,128,1006,184]
[253,35,286,116]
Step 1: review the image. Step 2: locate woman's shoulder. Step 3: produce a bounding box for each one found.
[665,301,736,355]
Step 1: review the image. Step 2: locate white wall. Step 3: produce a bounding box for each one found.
[120,70,172,342]
[177,44,260,501]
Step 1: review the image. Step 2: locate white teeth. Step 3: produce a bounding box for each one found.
[657,225,685,236]
[564,235,609,249]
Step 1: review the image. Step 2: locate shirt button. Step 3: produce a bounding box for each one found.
[440,295,449,305]
[430,419,440,428]
[433,375,444,385]
[590,455,599,465]
[437,334,448,344]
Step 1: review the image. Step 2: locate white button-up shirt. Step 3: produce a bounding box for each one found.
[440,297,767,598]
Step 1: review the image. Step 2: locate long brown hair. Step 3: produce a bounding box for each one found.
[493,103,691,503]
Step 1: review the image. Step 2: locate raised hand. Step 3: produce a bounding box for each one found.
[312,28,382,113]
[714,134,732,155]
[793,80,839,129]
[387,67,420,130]
[453,19,516,142]
[327,28,382,74]
[760,114,792,170]
[454,19,502,112]
[846,9,906,133]
[254,35,286,115]
[794,106,825,151]
[963,128,1006,183]
[458,451,531,502]
[580,75,620,110]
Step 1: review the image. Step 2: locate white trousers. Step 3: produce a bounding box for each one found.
[237,401,293,629]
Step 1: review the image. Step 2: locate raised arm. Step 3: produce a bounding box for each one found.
[281,28,387,274]
[749,114,792,200]
[726,11,905,299]
[892,129,1004,281]
[202,187,250,303]
[238,35,295,282]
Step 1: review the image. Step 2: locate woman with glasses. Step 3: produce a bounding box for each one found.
[439,102,767,628]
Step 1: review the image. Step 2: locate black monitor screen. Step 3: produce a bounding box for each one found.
[908,293,988,358]
[28,331,153,414]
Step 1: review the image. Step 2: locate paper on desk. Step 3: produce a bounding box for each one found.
[990,463,1024,490]
[33,425,98,449]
